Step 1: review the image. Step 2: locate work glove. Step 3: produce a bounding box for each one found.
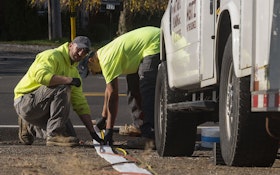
[95,117,106,130]
[104,129,114,146]
[69,78,81,87]
[90,131,104,144]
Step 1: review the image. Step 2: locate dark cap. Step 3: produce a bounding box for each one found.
[72,36,91,51]
[78,51,95,78]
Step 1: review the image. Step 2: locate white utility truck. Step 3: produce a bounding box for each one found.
[156,0,280,167]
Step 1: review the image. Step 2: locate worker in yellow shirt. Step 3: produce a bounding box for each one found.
[14,36,103,146]
[84,26,160,149]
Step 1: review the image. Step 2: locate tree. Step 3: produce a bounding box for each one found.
[29,0,168,39]
[117,0,168,35]
[48,0,62,40]
[29,0,62,40]
[89,0,168,35]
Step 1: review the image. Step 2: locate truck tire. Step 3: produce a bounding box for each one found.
[219,34,278,167]
[154,62,197,156]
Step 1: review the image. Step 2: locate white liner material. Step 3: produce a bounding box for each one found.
[93,126,152,174]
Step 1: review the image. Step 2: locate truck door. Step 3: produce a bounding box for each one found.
[167,0,215,89]
[200,0,216,83]
[167,0,200,89]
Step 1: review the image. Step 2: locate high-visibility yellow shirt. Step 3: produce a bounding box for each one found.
[97,26,160,84]
[14,43,91,115]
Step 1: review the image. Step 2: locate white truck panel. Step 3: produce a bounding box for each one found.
[161,2,174,56]
[167,42,200,89]
[167,0,201,89]
[240,0,253,70]
[201,0,215,81]
[253,0,273,91]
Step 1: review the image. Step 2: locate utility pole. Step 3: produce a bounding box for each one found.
[48,0,62,40]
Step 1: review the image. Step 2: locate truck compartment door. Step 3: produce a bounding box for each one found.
[167,0,201,89]
[201,0,215,82]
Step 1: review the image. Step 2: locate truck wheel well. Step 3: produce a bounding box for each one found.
[217,11,232,83]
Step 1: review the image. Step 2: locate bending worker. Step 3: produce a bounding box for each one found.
[14,36,103,147]
[87,26,160,148]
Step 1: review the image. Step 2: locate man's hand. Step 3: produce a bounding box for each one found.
[90,131,104,144]
[69,78,81,87]
[104,129,114,146]
[95,117,106,130]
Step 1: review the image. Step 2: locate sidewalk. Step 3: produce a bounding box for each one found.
[0,43,54,54]
[0,43,54,75]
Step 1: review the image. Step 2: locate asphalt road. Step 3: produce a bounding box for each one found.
[0,75,131,126]
[0,46,131,127]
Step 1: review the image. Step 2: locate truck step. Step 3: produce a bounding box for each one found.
[167,100,217,112]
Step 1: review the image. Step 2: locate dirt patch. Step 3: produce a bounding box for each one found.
[1,128,280,175]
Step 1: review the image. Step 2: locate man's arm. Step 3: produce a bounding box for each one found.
[79,114,103,143]
[102,78,119,129]
[49,75,72,86]
[49,75,82,87]
[79,114,95,132]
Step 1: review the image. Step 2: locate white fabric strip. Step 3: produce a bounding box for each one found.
[93,126,152,174]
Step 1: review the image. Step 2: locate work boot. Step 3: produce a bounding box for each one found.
[18,116,34,145]
[119,124,141,137]
[46,135,79,147]
[127,137,155,150]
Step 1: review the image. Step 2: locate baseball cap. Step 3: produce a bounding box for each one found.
[78,51,95,78]
[72,36,91,52]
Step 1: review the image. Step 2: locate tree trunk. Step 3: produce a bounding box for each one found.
[48,0,62,40]
[116,0,133,36]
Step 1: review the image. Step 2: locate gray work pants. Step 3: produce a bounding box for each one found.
[14,85,76,139]
[126,73,143,128]
[126,53,160,139]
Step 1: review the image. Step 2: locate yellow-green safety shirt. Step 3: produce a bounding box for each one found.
[14,42,91,116]
[97,26,160,84]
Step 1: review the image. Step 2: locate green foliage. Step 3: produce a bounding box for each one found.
[28,0,168,14]
[127,0,168,14]
[1,0,168,42]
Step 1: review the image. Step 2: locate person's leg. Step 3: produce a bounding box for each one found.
[138,54,160,139]
[127,54,160,149]
[15,85,52,144]
[14,85,77,145]
[119,74,143,136]
[45,85,72,137]
[25,119,75,139]
[126,73,143,128]
[17,116,34,145]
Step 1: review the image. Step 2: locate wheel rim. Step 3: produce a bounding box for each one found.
[225,63,234,140]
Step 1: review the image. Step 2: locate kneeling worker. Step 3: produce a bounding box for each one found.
[14,36,103,146]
